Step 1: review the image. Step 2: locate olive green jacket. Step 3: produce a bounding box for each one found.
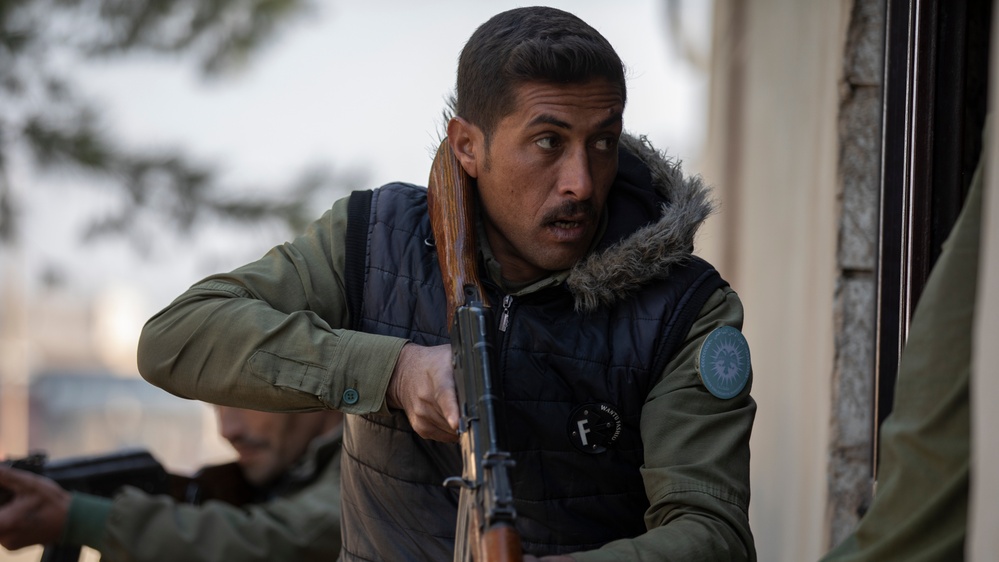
[61,430,342,562]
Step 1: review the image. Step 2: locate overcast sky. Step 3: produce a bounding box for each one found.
[10,1,713,371]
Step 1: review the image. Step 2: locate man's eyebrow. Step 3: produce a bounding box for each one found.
[526,111,624,130]
[527,114,571,129]
[598,111,624,128]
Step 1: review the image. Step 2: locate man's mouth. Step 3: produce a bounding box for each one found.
[230,438,268,459]
[543,201,596,233]
[551,218,584,229]
[547,203,596,238]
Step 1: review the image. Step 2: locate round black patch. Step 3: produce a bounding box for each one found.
[567,403,623,454]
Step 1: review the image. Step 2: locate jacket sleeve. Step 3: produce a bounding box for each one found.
[136,197,406,415]
[94,449,343,562]
[573,287,757,561]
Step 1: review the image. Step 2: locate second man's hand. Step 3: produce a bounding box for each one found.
[0,466,71,551]
[387,343,460,443]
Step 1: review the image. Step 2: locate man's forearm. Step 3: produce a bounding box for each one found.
[138,284,334,410]
[138,283,405,413]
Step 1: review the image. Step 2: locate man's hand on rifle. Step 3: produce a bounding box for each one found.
[0,466,70,550]
[388,342,461,443]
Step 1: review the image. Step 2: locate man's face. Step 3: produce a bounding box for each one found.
[462,79,623,284]
[215,406,332,486]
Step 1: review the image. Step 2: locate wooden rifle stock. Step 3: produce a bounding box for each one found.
[428,139,523,562]
[427,138,483,324]
[482,524,524,561]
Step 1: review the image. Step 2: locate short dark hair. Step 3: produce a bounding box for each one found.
[455,7,627,141]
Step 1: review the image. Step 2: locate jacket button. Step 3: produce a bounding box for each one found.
[342,388,359,405]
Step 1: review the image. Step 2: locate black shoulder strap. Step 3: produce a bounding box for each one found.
[658,257,730,367]
[344,189,373,330]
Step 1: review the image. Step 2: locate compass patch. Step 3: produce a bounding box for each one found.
[697,326,751,399]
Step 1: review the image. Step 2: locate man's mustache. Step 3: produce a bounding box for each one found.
[541,200,598,224]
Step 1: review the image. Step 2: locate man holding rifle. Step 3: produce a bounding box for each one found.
[137,6,757,560]
[0,407,343,561]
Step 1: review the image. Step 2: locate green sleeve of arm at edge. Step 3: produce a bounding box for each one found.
[60,492,112,550]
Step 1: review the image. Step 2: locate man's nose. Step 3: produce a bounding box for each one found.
[216,406,245,441]
[557,146,594,200]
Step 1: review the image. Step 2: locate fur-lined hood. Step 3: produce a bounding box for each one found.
[566,133,715,312]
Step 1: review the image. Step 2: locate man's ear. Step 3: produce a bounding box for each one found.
[447,117,483,178]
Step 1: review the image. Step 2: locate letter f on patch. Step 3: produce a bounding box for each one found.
[577,419,591,446]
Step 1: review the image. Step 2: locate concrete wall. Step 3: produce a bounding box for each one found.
[825,0,883,547]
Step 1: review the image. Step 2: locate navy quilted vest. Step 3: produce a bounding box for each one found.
[339,162,725,560]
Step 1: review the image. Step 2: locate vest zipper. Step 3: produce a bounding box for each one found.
[498,295,514,332]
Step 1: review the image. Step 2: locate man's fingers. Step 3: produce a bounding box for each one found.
[427,374,459,442]
[413,421,459,443]
[0,466,26,489]
[437,387,461,433]
[0,466,34,503]
[0,470,33,545]
[389,342,461,442]
[0,467,70,549]
[409,399,459,443]
[429,348,460,434]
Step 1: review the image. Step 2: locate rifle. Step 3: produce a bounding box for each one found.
[427,139,523,562]
[2,449,172,562]
[1,449,254,562]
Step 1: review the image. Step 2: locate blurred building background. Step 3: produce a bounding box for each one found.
[2,1,998,561]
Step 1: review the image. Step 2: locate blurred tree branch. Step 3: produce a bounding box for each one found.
[0,0,365,259]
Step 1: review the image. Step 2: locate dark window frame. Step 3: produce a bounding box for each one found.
[874,0,989,475]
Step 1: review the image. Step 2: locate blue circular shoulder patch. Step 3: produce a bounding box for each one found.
[697,326,751,399]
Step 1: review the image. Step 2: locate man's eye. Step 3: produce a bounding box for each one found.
[536,137,558,149]
[594,138,616,151]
